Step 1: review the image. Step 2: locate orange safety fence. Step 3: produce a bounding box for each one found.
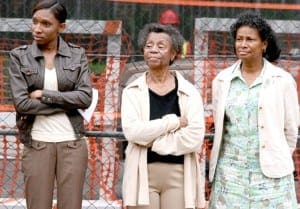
[0,17,299,208]
[0,133,299,207]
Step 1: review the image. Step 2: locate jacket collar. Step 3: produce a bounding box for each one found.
[31,36,72,58]
[218,58,282,82]
[126,70,194,96]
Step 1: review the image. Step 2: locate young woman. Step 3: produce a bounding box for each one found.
[9,1,92,208]
[121,23,206,209]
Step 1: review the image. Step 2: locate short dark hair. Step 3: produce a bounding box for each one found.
[230,10,281,62]
[137,23,184,64]
[32,0,67,23]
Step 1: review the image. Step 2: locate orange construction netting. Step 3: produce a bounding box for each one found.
[0,27,299,208]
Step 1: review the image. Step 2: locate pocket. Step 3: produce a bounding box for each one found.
[21,142,47,175]
[31,141,47,150]
[66,139,88,161]
[63,64,81,83]
[67,139,87,150]
[67,140,82,149]
[20,66,38,86]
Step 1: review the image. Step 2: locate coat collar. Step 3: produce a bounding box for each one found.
[31,36,72,58]
[217,58,283,83]
[126,70,194,96]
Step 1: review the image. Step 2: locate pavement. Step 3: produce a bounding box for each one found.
[0,198,122,209]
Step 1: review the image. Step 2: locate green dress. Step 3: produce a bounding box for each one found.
[208,69,298,209]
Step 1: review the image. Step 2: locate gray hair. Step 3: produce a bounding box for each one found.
[137,23,184,61]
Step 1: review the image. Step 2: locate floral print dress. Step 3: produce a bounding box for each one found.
[208,69,298,209]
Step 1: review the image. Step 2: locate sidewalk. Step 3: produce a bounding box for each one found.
[0,198,122,209]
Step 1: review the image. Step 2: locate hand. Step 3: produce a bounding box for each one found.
[29,90,43,99]
[178,116,188,128]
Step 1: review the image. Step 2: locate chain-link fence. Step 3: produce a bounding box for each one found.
[0,0,300,208]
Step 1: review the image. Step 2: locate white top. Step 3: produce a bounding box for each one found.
[31,67,76,142]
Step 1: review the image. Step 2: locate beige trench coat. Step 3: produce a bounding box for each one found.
[121,71,206,208]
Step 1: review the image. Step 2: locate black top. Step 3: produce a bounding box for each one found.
[147,76,184,164]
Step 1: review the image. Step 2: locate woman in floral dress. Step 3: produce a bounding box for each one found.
[208,11,299,209]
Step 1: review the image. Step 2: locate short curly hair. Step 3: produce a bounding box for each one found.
[137,23,184,65]
[230,10,281,62]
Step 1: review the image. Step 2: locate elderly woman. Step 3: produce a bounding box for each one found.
[121,23,206,209]
[208,11,299,209]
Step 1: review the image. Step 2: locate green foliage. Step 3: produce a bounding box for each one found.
[88,61,106,74]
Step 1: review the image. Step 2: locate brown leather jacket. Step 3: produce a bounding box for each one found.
[9,36,92,146]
